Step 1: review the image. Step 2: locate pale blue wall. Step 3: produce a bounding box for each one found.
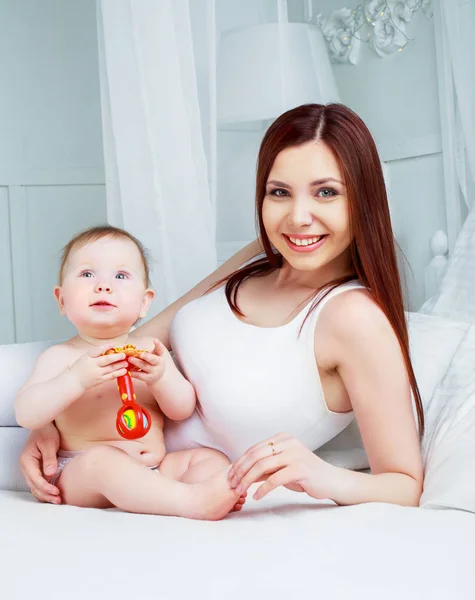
[0,0,107,343]
[0,0,448,344]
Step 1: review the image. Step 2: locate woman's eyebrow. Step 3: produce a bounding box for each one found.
[266,177,344,188]
[266,180,291,188]
[310,177,344,186]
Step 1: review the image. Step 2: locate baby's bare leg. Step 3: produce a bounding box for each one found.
[159,448,247,511]
[56,452,114,509]
[57,445,241,520]
[158,448,229,482]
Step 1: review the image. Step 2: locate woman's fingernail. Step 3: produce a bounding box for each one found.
[236,485,242,495]
[45,466,55,475]
[230,477,237,488]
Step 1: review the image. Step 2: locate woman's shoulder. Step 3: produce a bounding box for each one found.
[320,286,391,337]
[323,285,374,316]
[315,286,395,369]
[315,287,399,376]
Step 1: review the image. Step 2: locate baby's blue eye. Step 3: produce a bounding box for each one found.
[116,273,127,280]
[81,271,93,278]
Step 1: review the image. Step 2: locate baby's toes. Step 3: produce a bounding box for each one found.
[231,492,247,512]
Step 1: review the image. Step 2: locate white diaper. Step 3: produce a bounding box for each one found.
[50,450,83,486]
[49,449,160,486]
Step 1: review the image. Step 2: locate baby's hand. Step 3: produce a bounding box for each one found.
[128,339,169,386]
[69,345,129,391]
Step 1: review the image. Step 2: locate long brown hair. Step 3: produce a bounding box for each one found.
[218,103,423,437]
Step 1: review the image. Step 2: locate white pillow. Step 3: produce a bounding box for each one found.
[420,321,475,512]
[0,340,57,426]
[421,399,475,512]
[0,339,57,491]
[0,427,30,491]
[316,312,468,470]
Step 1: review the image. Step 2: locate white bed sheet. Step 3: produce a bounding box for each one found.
[1,486,474,600]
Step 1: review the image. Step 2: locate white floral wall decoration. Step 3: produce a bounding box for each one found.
[309,1,433,65]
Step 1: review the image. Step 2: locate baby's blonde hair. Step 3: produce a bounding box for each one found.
[59,225,151,286]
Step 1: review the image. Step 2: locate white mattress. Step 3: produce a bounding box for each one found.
[1,486,474,600]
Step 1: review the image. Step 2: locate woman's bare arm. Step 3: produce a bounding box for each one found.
[317,290,423,506]
[132,239,262,347]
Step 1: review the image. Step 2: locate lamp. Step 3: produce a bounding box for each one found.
[217,21,340,124]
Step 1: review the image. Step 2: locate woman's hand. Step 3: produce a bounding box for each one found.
[19,423,62,504]
[227,432,334,501]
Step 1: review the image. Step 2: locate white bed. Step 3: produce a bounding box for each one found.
[2,215,475,599]
[1,486,474,600]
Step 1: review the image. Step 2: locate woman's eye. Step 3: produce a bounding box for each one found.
[269,188,288,197]
[317,188,337,199]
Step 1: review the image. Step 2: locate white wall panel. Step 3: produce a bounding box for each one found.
[11,183,106,343]
[0,0,103,172]
[0,188,15,344]
[389,154,446,309]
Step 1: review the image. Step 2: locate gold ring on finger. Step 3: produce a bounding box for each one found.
[268,441,276,455]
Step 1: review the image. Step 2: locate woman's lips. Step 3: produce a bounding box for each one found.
[283,234,327,253]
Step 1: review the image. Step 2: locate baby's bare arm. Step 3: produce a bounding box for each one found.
[149,354,196,421]
[15,343,128,430]
[15,345,84,430]
[129,338,196,421]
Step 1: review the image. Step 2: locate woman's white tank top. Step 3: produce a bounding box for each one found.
[165,280,365,462]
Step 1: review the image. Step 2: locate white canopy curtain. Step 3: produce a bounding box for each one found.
[96,0,217,316]
[443,0,475,212]
[421,0,475,316]
[435,0,475,251]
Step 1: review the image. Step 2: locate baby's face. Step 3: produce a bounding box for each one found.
[54,236,154,336]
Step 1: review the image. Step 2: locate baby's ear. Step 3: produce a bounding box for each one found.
[139,288,155,318]
[53,286,66,315]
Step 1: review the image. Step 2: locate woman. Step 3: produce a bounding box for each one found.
[20,103,424,507]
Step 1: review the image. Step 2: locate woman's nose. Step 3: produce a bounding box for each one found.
[288,199,313,228]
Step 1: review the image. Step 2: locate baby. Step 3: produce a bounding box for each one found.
[15,225,245,520]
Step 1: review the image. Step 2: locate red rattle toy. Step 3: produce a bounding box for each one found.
[104,345,152,440]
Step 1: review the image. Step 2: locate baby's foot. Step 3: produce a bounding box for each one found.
[188,468,246,521]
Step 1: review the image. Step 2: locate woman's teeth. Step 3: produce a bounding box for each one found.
[288,235,323,246]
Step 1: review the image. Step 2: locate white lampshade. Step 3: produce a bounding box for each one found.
[217,22,340,124]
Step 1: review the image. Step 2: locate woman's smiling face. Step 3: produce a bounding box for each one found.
[262,140,353,276]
